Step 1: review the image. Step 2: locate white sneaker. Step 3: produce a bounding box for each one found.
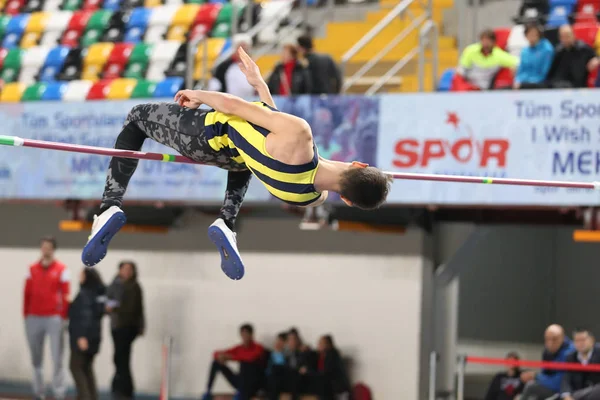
[207,218,245,280]
[81,206,127,267]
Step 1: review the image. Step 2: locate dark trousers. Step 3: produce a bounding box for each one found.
[520,82,548,89]
[70,350,98,400]
[267,365,287,400]
[520,382,556,400]
[206,360,262,400]
[111,327,138,399]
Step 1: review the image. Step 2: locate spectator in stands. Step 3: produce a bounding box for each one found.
[208,34,256,99]
[514,23,554,89]
[455,29,518,90]
[202,323,265,400]
[561,328,600,400]
[309,334,351,400]
[546,25,599,88]
[24,236,70,400]
[106,261,145,400]
[520,324,574,400]
[484,352,524,400]
[69,268,106,400]
[286,328,316,399]
[267,41,312,96]
[267,332,289,400]
[297,34,342,94]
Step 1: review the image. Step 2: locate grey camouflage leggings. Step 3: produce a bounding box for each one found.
[102,102,252,231]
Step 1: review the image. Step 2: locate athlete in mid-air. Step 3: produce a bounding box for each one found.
[82,47,391,280]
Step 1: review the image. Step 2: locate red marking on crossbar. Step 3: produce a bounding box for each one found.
[467,356,600,372]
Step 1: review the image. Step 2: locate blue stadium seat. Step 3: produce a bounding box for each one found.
[437,68,455,91]
[547,5,571,27]
[2,14,30,48]
[39,46,70,82]
[153,76,183,97]
[41,81,68,100]
[103,0,122,11]
[549,0,576,7]
[219,38,232,58]
[124,7,151,43]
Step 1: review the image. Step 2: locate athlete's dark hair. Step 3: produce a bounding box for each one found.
[240,323,254,335]
[339,167,392,210]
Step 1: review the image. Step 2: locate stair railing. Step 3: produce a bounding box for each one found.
[418,19,438,91]
[341,0,438,93]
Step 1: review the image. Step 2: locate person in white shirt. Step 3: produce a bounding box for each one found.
[208,34,256,99]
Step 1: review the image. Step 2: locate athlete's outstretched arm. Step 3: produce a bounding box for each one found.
[175,89,310,141]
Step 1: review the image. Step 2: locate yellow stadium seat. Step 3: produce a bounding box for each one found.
[195,37,225,63]
[81,65,102,82]
[172,4,200,27]
[595,29,600,54]
[20,32,41,49]
[193,61,208,81]
[144,0,161,6]
[106,78,137,99]
[25,12,50,34]
[0,0,6,10]
[1,82,26,102]
[166,25,186,42]
[84,43,114,67]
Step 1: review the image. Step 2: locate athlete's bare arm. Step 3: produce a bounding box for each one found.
[236,47,276,109]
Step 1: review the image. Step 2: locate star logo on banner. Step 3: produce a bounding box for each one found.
[446,112,460,129]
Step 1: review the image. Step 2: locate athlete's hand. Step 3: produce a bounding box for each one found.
[237,47,264,88]
[174,90,202,109]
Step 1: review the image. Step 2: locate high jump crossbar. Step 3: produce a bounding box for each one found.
[1,135,599,191]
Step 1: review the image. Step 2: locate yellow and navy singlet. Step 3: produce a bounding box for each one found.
[203,101,322,206]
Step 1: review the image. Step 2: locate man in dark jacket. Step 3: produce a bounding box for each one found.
[266,42,312,96]
[520,324,575,400]
[297,34,342,94]
[69,268,106,400]
[560,328,600,400]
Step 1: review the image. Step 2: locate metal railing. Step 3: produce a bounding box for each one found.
[341,0,436,93]
[418,19,438,91]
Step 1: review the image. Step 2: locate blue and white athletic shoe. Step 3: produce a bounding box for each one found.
[207,218,245,280]
[82,206,126,267]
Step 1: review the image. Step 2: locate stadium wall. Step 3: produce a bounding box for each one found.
[0,204,428,399]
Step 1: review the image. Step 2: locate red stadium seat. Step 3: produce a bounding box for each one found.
[193,3,221,33]
[573,23,599,47]
[66,10,93,32]
[493,68,514,89]
[0,48,7,70]
[86,78,113,99]
[588,68,598,88]
[5,0,25,15]
[103,42,133,78]
[576,2,599,24]
[60,29,82,47]
[494,27,511,50]
[82,0,102,10]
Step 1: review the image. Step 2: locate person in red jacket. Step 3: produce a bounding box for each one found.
[202,323,265,400]
[23,236,70,400]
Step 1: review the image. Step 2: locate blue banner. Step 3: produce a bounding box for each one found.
[0,96,380,202]
[378,90,600,205]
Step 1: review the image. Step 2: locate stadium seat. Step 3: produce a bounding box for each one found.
[101,10,126,42]
[61,0,82,10]
[0,82,26,101]
[19,45,50,84]
[1,48,24,82]
[122,0,144,8]
[23,0,45,13]
[102,0,122,11]
[62,79,92,100]
[131,78,155,97]
[124,7,151,43]
[144,0,162,7]
[3,14,30,49]
[549,0,576,7]
[575,2,599,24]
[82,0,102,10]
[40,10,72,46]
[56,46,82,80]
[547,5,572,27]
[573,23,599,47]
[124,41,151,78]
[257,0,291,44]
[41,80,67,99]
[494,27,511,50]
[588,66,598,87]
[507,24,528,57]
[61,10,92,46]
[43,0,62,11]
[103,42,133,78]
[106,77,136,98]
[144,5,178,43]
[493,68,514,88]
[0,48,7,70]
[166,4,200,41]
[82,41,113,80]
[0,16,11,41]
[437,68,455,91]
[192,2,220,36]
[164,42,185,77]
[22,81,47,100]
[39,45,69,81]
[5,0,26,15]
[153,76,182,97]
[81,10,113,46]
[146,39,178,80]
[86,78,113,99]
